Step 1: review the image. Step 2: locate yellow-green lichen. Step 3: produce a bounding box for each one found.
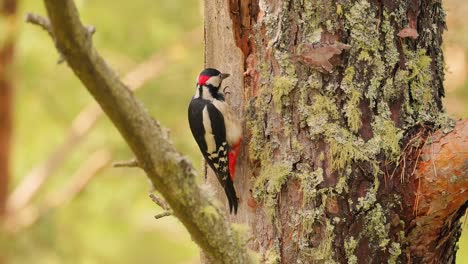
[388,242,402,264]
[253,162,292,219]
[344,88,363,133]
[306,95,340,137]
[308,220,336,263]
[200,205,220,223]
[344,0,387,105]
[404,47,437,122]
[247,117,266,160]
[356,164,380,212]
[335,170,349,194]
[365,203,390,249]
[265,243,281,264]
[247,87,272,161]
[336,3,343,16]
[231,223,250,247]
[327,126,368,171]
[272,76,296,114]
[340,66,363,133]
[344,236,358,264]
[381,11,399,68]
[297,167,324,204]
[370,115,403,160]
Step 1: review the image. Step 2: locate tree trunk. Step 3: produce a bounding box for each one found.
[0,0,16,218]
[205,0,466,263]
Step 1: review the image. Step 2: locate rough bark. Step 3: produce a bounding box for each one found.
[33,1,253,263]
[205,0,467,263]
[0,0,17,218]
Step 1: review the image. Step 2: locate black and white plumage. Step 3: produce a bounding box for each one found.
[188,68,242,214]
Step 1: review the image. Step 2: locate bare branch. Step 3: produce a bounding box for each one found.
[6,27,202,216]
[37,0,251,262]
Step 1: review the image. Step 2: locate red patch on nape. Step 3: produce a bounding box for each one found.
[198,75,210,86]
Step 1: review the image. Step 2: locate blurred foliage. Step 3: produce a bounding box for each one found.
[1,0,466,263]
[7,0,203,263]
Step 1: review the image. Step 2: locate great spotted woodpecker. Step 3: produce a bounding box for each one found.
[188,68,242,213]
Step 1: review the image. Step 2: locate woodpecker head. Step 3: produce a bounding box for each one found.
[195,68,230,99]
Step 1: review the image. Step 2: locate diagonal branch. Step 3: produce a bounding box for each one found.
[6,20,202,215]
[38,1,251,263]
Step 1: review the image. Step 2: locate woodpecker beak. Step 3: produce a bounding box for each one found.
[220,73,230,80]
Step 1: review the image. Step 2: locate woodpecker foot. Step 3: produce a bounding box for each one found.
[223,86,231,96]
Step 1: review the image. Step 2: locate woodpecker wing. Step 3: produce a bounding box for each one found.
[188,98,238,213]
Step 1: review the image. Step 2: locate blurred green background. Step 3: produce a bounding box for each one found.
[4,0,203,263]
[0,0,466,263]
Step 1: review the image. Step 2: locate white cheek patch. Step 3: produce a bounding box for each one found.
[201,86,214,100]
[202,106,216,154]
[206,76,221,87]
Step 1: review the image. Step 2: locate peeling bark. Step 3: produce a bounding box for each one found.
[408,120,468,263]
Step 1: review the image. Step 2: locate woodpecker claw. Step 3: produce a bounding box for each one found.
[223,86,231,96]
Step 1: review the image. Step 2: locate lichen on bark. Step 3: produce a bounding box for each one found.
[240,0,458,262]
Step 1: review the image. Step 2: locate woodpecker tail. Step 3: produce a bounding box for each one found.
[224,179,238,214]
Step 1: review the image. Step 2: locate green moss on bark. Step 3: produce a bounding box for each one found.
[246,0,450,262]
[365,203,390,249]
[272,76,296,113]
[344,236,358,264]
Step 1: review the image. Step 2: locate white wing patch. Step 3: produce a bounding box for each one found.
[202,106,216,153]
[212,100,242,147]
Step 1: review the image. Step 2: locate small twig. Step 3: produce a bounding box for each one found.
[25,13,54,38]
[86,25,96,36]
[25,12,96,64]
[149,193,170,210]
[24,13,66,63]
[154,211,172,219]
[149,193,172,219]
[112,158,140,168]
